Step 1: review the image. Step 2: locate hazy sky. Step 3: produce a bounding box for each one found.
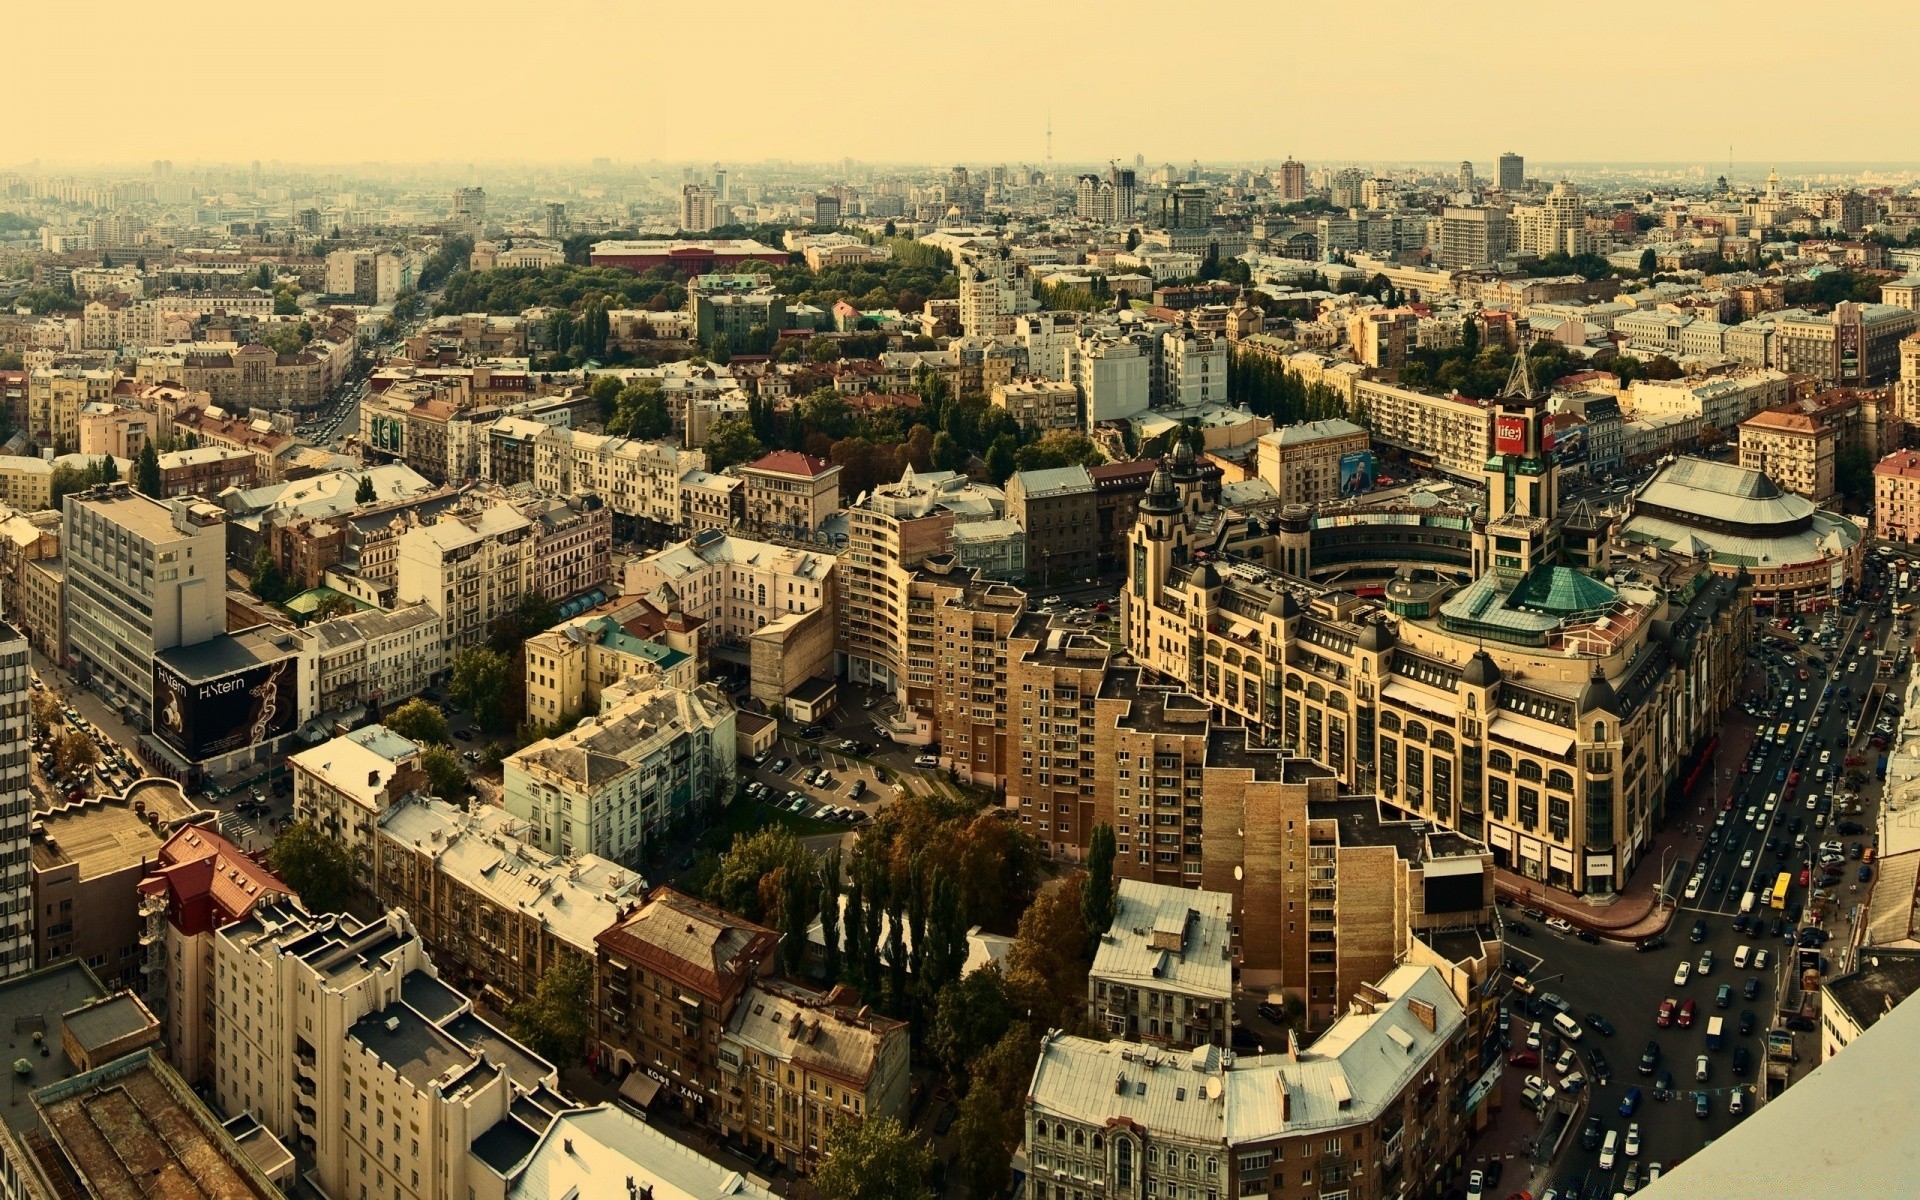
[19,1,1920,169]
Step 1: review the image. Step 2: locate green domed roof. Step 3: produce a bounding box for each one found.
[1506,564,1618,617]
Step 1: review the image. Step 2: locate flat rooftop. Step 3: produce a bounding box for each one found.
[154,623,303,683]
[0,963,106,1141]
[36,1053,279,1199]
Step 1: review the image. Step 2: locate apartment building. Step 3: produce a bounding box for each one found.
[718,978,911,1174]
[1775,302,1918,387]
[470,1103,777,1200]
[1348,309,1420,369]
[26,368,117,448]
[593,887,778,1113]
[1255,419,1371,505]
[992,376,1081,432]
[373,795,647,1013]
[1006,465,1098,588]
[289,725,427,876]
[679,468,743,532]
[1739,406,1836,503]
[62,485,226,725]
[1160,330,1226,408]
[135,824,292,1087]
[518,491,613,602]
[76,401,152,459]
[21,559,64,666]
[1028,965,1470,1200]
[154,446,258,499]
[1121,382,1751,900]
[0,511,58,634]
[1349,377,1493,482]
[1438,205,1508,269]
[1875,450,1920,543]
[740,451,841,535]
[0,629,29,983]
[396,504,533,656]
[626,529,834,647]
[532,427,703,541]
[211,902,560,1200]
[1088,881,1233,1049]
[523,614,700,727]
[503,680,736,863]
[1003,610,1114,859]
[307,601,443,715]
[920,563,1027,787]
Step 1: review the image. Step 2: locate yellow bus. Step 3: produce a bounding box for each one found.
[1771,872,1791,910]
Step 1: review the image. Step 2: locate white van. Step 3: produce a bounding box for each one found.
[1739,891,1756,914]
[1551,1012,1584,1041]
[1599,1129,1619,1169]
[1733,944,1752,969]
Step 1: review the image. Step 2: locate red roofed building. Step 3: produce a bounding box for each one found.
[136,825,292,1085]
[1875,449,1920,543]
[740,451,843,534]
[593,887,778,1106]
[587,239,785,276]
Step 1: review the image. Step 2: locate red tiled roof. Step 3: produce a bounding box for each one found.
[596,887,777,1003]
[746,450,837,478]
[137,825,291,938]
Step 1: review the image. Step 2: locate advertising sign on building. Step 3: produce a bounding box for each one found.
[153,657,299,762]
[1494,415,1527,455]
[1338,450,1376,496]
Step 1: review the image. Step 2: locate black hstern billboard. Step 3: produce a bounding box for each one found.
[152,657,298,761]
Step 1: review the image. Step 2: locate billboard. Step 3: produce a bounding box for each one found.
[153,656,299,762]
[1338,450,1376,497]
[1494,415,1527,455]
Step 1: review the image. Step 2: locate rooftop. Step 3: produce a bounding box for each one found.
[726,979,906,1090]
[154,623,304,684]
[1011,464,1095,499]
[1091,880,1234,1000]
[33,784,211,881]
[288,724,420,812]
[596,887,777,1004]
[743,450,838,480]
[1823,948,1920,1037]
[488,1104,777,1199]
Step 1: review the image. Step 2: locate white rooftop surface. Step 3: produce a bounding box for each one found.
[643,532,833,582]
[1091,879,1233,1000]
[1639,989,1920,1198]
[289,724,419,811]
[228,463,436,518]
[502,1105,776,1200]
[1028,965,1463,1147]
[377,796,647,955]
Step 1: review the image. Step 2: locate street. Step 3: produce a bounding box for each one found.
[1498,562,1904,1197]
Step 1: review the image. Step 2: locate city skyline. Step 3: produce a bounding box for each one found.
[18,1,1920,167]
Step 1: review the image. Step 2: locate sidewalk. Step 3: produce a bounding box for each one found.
[1494,694,1763,943]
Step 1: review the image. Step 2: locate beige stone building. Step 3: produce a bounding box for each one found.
[1003,608,1114,860]
[289,725,427,877]
[27,367,117,448]
[1120,362,1752,898]
[1739,406,1835,502]
[1255,418,1371,505]
[1088,880,1233,1048]
[523,612,703,727]
[740,450,841,535]
[991,376,1080,432]
[76,401,153,459]
[1349,376,1494,482]
[395,504,533,656]
[718,979,911,1175]
[373,795,646,1013]
[1876,449,1920,544]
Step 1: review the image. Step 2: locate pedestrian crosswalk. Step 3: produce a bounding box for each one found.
[219,813,259,842]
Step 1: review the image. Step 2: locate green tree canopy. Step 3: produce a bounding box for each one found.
[705,416,764,471]
[927,966,1015,1085]
[1005,871,1091,1030]
[355,474,377,503]
[258,323,306,356]
[267,820,355,913]
[1081,823,1117,952]
[450,646,512,732]
[135,442,162,498]
[508,957,593,1069]
[249,546,289,603]
[812,1116,934,1200]
[385,698,450,746]
[705,825,814,924]
[417,744,469,804]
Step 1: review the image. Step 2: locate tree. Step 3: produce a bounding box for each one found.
[508,957,593,1069]
[259,324,305,356]
[355,474,376,504]
[819,847,844,983]
[780,857,818,976]
[268,820,356,913]
[29,691,61,736]
[812,1116,934,1200]
[1638,248,1658,277]
[249,546,289,603]
[705,416,764,471]
[418,744,469,803]
[135,442,161,498]
[589,373,624,422]
[928,967,1014,1084]
[386,698,450,746]
[313,593,359,621]
[1082,824,1117,951]
[449,646,512,732]
[52,728,98,777]
[706,826,814,924]
[606,383,670,440]
[984,434,1018,485]
[1005,872,1091,1030]
[1837,444,1874,510]
[96,455,119,485]
[951,1023,1041,1199]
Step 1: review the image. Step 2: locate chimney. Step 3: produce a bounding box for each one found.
[1286,1030,1300,1062]
[1408,998,1437,1033]
[1277,1077,1290,1122]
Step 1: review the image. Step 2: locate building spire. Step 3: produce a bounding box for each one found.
[1500,343,1539,403]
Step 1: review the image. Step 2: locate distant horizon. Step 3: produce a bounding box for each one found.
[19,1,1920,167]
